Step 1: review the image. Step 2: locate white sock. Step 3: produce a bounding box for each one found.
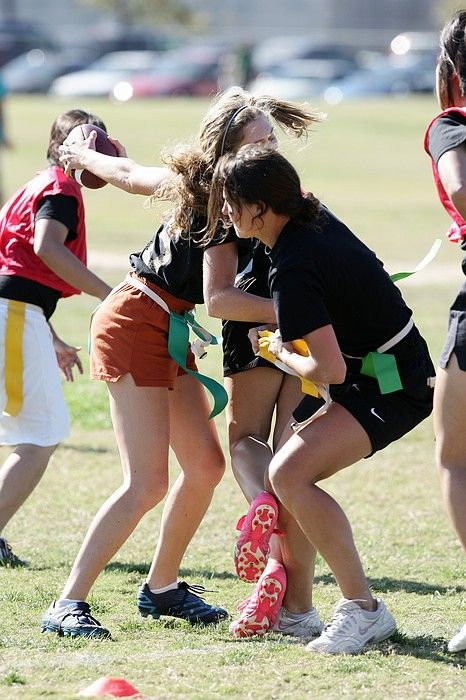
[149,581,178,595]
[55,598,83,608]
[283,607,315,620]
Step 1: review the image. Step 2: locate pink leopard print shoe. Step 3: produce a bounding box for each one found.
[229,559,287,638]
[234,491,279,583]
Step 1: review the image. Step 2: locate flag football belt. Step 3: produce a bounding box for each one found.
[2,299,45,417]
[109,275,227,419]
[2,299,26,416]
[257,239,441,402]
[342,317,414,395]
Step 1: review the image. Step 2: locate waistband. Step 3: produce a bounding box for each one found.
[0,297,44,317]
[342,318,414,360]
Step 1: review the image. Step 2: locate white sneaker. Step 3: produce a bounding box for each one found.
[448,623,466,652]
[273,606,324,640]
[306,598,396,655]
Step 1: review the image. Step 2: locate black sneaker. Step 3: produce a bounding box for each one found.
[41,601,111,639]
[137,582,229,626]
[0,536,28,567]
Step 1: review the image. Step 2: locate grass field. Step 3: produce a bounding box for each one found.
[0,95,465,699]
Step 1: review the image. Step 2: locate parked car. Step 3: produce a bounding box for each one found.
[111,45,227,100]
[251,36,360,75]
[323,53,437,104]
[2,48,97,94]
[0,19,54,67]
[49,50,162,97]
[249,57,357,100]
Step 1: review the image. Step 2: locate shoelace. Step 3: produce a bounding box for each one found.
[323,601,365,637]
[178,582,218,600]
[65,602,103,627]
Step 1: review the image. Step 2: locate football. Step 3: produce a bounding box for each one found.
[66,123,118,189]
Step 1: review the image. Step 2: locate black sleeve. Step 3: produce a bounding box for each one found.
[204,223,238,248]
[272,266,331,343]
[427,113,466,164]
[35,194,79,241]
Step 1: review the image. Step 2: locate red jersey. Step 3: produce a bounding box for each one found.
[424,107,466,244]
[0,165,86,297]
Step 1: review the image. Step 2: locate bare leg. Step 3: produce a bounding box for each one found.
[269,402,375,609]
[270,377,317,612]
[0,444,56,532]
[225,368,283,500]
[434,354,466,552]
[227,369,316,612]
[146,374,225,588]
[61,374,171,600]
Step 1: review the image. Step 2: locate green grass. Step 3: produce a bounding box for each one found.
[0,95,465,698]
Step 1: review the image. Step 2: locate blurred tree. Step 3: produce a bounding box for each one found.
[80,0,194,26]
[434,1,462,26]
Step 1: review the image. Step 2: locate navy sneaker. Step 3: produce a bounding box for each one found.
[41,601,111,639]
[137,582,229,626]
[0,536,28,567]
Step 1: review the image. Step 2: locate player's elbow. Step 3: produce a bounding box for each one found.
[312,356,346,385]
[204,294,222,319]
[34,236,60,263]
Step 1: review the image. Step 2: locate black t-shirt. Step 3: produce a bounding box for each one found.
[130,217,238,304]
[267,207,412,358]
[0,194,78,319]
[427,112,466,164]
[234,240,271,297]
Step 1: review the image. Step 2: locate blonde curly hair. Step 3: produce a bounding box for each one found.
[152,86,323,239]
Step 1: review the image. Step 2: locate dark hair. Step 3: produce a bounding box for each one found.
[438,11,466,106]
[207,145,320,239]
[47,109,106,166]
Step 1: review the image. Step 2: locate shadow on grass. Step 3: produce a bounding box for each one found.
[59,443,109,454]
[315,573,465,596]
[379,631,466,667]
[105,562,237,580]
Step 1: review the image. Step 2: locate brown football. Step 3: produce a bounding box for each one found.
[66,123,118,189]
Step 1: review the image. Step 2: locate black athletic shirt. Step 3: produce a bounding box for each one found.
[427,111,466,164]
[234,240,271,297]
[130,217,244,304]
[0,194,78,319]
[267,207,412,358]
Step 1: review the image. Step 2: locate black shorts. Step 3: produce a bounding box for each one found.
[439,279,466,370]
[222,318,282,376]
[222,269,281,377]
[292,326,435,456]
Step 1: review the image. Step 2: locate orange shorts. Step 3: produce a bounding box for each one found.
[90,273,197,388]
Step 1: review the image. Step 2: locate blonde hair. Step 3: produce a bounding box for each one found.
[153,86,323,239]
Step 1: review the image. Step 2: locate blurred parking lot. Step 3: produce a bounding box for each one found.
[0,19,439,103]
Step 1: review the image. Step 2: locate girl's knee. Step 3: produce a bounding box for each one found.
[125,478,169,515]
[201,453,226,488]
[268,456,294,503]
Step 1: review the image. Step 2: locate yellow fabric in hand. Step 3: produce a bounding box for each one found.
[257,331,320,398]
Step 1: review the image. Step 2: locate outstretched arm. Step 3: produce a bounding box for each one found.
[203,242,276,323]
[59,132,172,196]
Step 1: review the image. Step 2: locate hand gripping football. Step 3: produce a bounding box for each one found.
[65,123,118,189]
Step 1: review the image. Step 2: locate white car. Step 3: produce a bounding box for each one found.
[48,50,161,97]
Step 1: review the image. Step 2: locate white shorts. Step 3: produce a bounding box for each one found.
[0,299,69,446]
